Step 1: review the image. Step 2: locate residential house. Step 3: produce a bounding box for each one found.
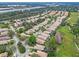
[0,52,8,57]
[34,44,45,51]
[36,50,47,57]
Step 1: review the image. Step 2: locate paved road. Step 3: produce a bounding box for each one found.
[10,25,29,57]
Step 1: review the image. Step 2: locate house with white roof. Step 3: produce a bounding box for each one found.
[36,50,47,57]
[34,44,45,51]
[36,38,45,45]
[0,52,8,57]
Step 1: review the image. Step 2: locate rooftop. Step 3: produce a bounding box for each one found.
[34,44,45,50]
[36,50,47,57]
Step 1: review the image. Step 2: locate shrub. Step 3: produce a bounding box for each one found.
[19,33,26,41]
[8,40,15,45]
[48,50,56,57]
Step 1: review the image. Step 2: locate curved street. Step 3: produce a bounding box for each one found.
[10,25,29,57]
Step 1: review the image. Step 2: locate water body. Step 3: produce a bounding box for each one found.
[0,2,79,6]
[0,6,44,13]
[0,2,79,13]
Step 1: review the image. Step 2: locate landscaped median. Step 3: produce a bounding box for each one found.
[17,42,26,54]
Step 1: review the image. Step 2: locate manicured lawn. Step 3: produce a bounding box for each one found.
[67,12,79,25]
[0,23,9,28]
[56,12,79,56]
[56,26,79,56]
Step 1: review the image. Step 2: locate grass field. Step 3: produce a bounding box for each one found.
[67,12,79,25]
[56,12,79,56]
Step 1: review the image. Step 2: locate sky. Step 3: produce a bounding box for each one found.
[0,0,79,2]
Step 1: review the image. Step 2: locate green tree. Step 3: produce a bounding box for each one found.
[45,36,57,57]
[28,34,36,46]
[17,27,25,33]
[8,30,14,38]
[71,24,79,38]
